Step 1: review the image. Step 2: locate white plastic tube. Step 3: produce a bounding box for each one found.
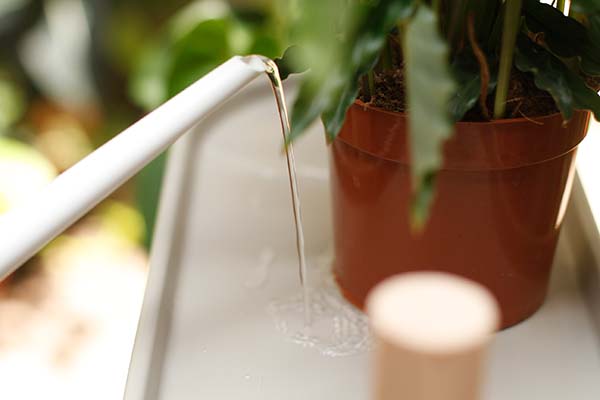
[0,55,267,279]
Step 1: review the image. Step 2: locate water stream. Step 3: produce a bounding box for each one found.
[261,58,312,328]
[258,58,371,357]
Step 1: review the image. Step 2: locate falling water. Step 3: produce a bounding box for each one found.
[260,58,311,328]
[258,58,371,356]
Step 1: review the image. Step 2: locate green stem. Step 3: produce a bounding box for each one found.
[368,70,375,97]
[557,0,565,13]
[396,21,406,43]
[493,0,522,119]
[381,37,393,70]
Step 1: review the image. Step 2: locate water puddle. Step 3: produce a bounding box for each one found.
[267,252,371,357]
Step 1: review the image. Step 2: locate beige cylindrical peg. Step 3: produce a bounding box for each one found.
[366,272,500,400]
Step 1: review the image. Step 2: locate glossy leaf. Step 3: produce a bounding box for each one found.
[515,35,600,120]
[522,0,588,58]
[568,0,600,75]
[405,5,456,227]
[449,54,498,121]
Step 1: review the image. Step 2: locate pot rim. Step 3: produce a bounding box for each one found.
[354,99,566,126]
[338,100,591,170]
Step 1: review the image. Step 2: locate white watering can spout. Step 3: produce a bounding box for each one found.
[0,55,270,279]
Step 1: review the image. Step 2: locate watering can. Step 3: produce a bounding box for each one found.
[0,55,271,278]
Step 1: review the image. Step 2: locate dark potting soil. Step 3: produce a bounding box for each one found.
[359,67,563,121]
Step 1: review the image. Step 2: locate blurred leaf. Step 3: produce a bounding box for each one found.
[169,18,232,92]
[136,152,167,249]
[229,21,255,54]
[105,5,152,75]
[129,43,171,111]
[249,34,281,58]
[515,35,600,120]
[168,0,231,39]
[274,45,307,80]
[0,0,28,16]
[405,5,456,228]
[287,0,416,143]
[410,172,436,231]
[129,1,284,107]
[571,0,600,14]
[0,77,25,132]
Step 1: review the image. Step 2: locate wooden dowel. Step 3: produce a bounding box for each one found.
[367,272,500,400]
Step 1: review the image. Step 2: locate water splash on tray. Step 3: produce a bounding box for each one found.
[268,252,372,357]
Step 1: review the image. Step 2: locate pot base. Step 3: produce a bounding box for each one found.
[333,266,548,330]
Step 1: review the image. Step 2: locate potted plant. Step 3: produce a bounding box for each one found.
[278,0,600,328]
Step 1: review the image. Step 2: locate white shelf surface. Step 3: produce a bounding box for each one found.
[125,79,600,400]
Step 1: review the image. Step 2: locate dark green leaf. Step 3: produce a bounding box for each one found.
[515,35,600,120]
[571,0,600,14]
[273,45,307,80]
[469,0,502,48]
[449,53,498,121]
[581,14,600,75]
[523,0,588,58]
[487,0,506,51]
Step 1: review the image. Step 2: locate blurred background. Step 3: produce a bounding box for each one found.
[0,0,285,398]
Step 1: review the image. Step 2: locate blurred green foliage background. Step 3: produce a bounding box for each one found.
[0,0,284,252]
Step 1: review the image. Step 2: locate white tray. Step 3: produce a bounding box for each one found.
[124,77,600,400]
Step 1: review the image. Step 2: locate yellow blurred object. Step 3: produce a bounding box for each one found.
[97,201,147,246]
[0,137,57,214]
[0,79,25,132]
[34,116,94,171]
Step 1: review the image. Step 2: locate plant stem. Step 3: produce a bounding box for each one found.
[493,0,522,119]
[467,14,491,120]
[381,36,393,70]
[557,0,565,13]
[396,20,405,43]
[368,70,375,97]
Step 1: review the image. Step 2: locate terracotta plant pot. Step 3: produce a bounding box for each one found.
[330,101,590,329]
